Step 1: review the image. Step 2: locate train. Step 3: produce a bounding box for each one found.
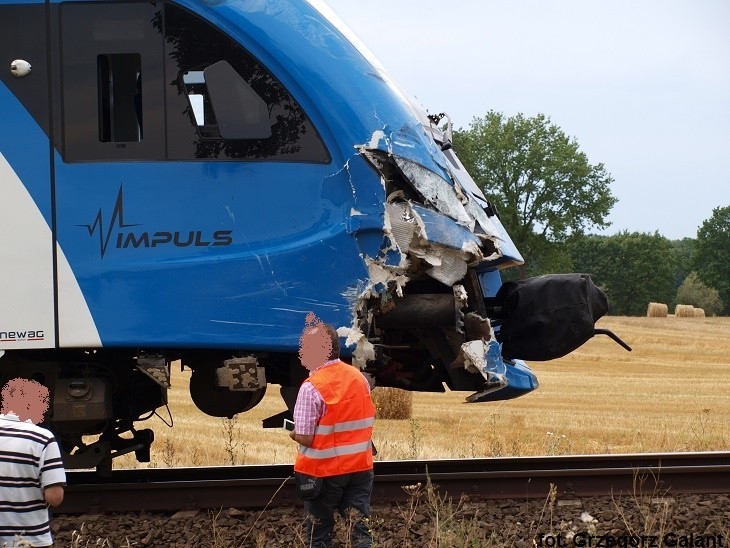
[0,0,625,473]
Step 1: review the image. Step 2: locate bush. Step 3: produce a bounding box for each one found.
[675,272,723,316]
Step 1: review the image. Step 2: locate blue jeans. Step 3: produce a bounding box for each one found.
[303,469,374,548]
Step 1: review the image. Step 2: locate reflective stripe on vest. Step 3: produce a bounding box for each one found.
[298,440,373,459]
[314,418,375,436]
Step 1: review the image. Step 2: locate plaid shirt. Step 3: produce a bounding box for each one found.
[293,360,370,435]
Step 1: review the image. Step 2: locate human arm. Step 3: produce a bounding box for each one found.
[289,430,314,447]
[290,381,324,448]
[43,484,64,507]
[40,437,67,507]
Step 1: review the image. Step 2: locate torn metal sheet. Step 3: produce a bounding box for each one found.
[409,203,484,255]
[385,202,417,254]
[385,201,488,287]
[341,124,521,374]
[424,247,468,287]
[446,317,521,400]
[360,147,508,270]
[337,325,375,366]
[393,156,474,230]
[365,258,408,297]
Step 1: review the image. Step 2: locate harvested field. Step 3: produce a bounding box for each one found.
[114,317,730,468]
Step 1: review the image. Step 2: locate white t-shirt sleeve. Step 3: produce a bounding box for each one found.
[39,438,67,489]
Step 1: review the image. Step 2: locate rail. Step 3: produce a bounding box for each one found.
[56,452,730,514]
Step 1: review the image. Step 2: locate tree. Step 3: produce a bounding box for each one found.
[669,238,696,306]
[453,112,617,276]
[569,232,675,316]
[675,272,723,316]
[693,205,730,315]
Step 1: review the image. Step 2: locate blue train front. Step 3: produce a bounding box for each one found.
[0,0,538,471]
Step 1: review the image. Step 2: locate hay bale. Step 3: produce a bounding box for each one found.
[674,304,695,317]
[693,308,706,317]
[646,302,668,317]
[371,387,413,420]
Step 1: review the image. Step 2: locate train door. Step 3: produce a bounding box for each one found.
[0,1,56,350]
[52,2,333,349]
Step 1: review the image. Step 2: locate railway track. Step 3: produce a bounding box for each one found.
[56,452,730,514]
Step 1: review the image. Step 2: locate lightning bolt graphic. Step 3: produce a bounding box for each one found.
[78,185,140,258]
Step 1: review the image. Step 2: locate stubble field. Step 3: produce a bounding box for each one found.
[114,316,730,469]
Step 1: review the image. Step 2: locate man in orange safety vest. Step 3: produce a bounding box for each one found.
[290,313,376,548]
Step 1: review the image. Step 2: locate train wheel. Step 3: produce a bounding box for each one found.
[189,366,266,418]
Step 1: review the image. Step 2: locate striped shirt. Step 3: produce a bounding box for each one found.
[293,360,371,436]
[0,414,66,547]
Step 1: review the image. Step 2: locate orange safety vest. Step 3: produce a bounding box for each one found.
[294,360,375,477]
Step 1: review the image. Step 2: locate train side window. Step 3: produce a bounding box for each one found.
[97,53,143,143]
[60,2,164,162]
[59,2,326,163]
[164,3,329,162]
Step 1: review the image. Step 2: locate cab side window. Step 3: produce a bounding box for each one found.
[164,4,329,162]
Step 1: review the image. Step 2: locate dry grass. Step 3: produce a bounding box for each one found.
[646,302,668,317]
[694,308,706,317]
[114,317,730,468]
[371,387,413,420]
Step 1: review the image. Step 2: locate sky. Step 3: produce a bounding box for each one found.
[324,1,730,240]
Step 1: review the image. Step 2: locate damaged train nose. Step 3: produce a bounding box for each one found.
[343,132,626,404]
[340,145,540,403]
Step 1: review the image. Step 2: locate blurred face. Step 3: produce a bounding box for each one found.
[1,378,50,424]
[299,324,333,372]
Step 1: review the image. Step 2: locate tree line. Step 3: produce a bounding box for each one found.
[453,111,729,316]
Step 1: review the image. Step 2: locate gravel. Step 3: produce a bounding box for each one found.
[51,493,729,547]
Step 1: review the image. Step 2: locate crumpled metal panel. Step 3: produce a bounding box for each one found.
[385,202,417,254]
[425,247,469,287]
[409,203,485,256]
[393,156,474,231]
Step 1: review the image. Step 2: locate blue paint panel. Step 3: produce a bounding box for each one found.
[55,155,374,351]
[474,360,538,402]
